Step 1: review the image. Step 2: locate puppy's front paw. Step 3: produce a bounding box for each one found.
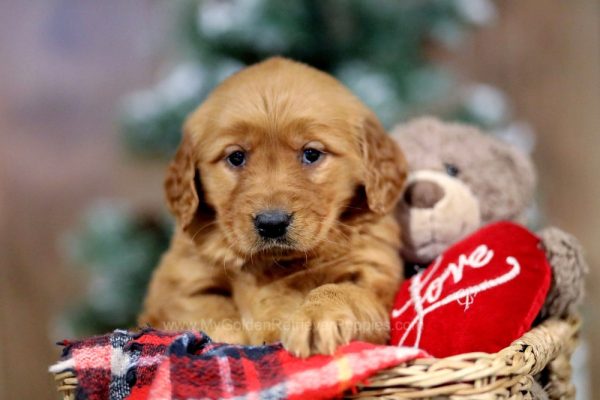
[210,323,250,345]
[281,304,357,358]
[280,284,391,357]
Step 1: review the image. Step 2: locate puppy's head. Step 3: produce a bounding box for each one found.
[165,57,406,257]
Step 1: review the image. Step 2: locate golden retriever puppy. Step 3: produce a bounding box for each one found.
[139,57,407,357]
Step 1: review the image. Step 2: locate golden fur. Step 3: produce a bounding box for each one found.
[139,57,407,357]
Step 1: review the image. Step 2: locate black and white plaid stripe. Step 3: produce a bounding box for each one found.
[109,329,133,400]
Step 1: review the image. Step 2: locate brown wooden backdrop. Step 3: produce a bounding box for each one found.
[1,1,598,399]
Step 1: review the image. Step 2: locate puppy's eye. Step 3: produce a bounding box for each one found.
[226,151,246,167]
[444,163,460,177]
[302,148,323,165]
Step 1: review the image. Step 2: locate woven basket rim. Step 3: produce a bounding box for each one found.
[51,315,580,399]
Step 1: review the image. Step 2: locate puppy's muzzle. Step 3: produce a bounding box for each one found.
[254,210,292,239]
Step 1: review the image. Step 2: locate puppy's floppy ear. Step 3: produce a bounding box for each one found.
[164,133,199,230]
[361,114,407,214]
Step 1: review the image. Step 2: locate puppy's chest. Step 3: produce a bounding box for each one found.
[241,258,308,282]
[237,251,350,284]
[231,255,353,303]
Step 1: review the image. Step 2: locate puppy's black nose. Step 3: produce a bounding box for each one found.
[254,210,292,239]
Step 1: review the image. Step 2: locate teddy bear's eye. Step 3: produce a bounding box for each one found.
[444,163,460,177]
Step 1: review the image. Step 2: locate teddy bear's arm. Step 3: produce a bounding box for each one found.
[537,227,588,319]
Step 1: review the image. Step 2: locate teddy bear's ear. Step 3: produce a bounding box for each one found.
[482,140,536,222]
[360,114,408,215]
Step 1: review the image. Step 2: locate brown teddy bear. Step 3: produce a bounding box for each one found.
[391,116,587,321]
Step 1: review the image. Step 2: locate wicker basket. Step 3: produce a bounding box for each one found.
[52,316,579,400]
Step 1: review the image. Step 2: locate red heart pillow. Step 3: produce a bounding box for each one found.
[390,221,551,357]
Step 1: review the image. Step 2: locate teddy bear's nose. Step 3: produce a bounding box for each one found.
[404,181,445,209]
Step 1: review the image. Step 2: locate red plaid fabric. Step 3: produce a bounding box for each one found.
[50,329,425,400]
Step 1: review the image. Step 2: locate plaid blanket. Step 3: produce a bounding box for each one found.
[50,329,425,400]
